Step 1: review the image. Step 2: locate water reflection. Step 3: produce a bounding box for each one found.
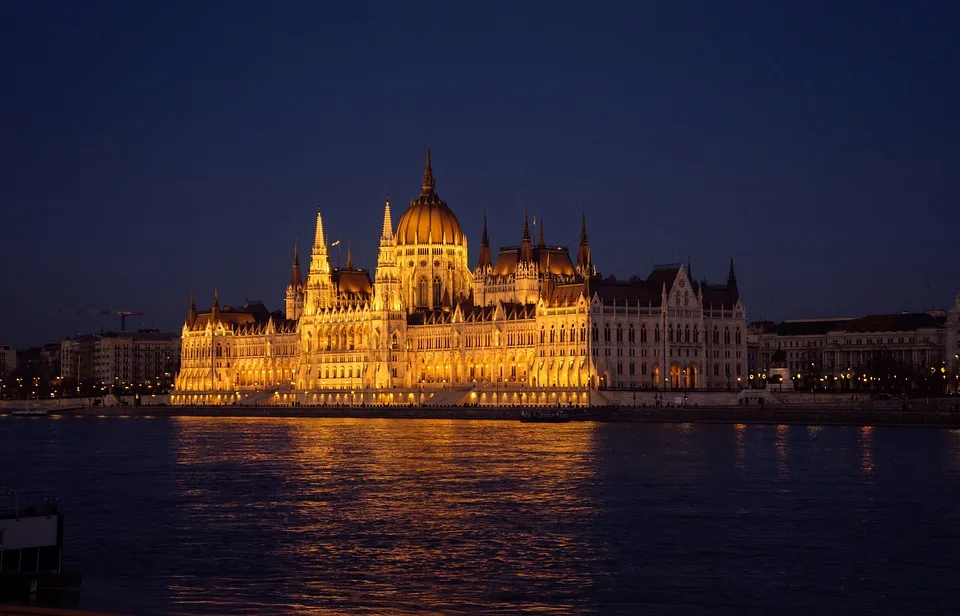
[169,418,600,614]
[3,418,960,615]
[947,429,960,478]
[733,423,746,468]
[776,424,790,480]
[859,426,875,478]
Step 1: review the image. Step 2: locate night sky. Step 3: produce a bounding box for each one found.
[3,1,958,348]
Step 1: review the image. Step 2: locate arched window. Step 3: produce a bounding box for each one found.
[724,327,730,344]
[685,325,690,343]
[668,328,674,343]
[641,325,647,343]
[676,324,682,342]
[540,327,545,344]
[655,326,660,343]
[391,334,400,350]
[592,323,599,342]
[604,324,611,343]
[549,327,555,343]
[418,277,429,307]
[735,328,742,345]
[616,324,623,343]
[216,344,222,358]
[581,325,586,342]
[433,276,443,307]
[693,327,699,343]
[560,327,566,343]
[628,325,635,343]
[713,327,719,344]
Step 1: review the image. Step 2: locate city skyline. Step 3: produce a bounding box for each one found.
[4,1,958,348]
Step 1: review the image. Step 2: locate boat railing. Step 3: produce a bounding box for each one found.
[0,490,59,519]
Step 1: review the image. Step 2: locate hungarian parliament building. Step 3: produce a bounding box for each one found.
[172,147,748,406]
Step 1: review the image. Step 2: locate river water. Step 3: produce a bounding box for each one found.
[2,416,960,615]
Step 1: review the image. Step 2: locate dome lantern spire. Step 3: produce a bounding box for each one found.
[421,140,435,195]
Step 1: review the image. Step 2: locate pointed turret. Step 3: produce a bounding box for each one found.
[520,208,533,263]
[577,212,591,276]
[478,211,491,269]
[537,212,545,248]
[187,291,197,327]
[312,207,327,255]
[421,141,435,195]
[345,244,354,270]
[727,255,739,302]
[211,289,220,321]
[381,195,393,243]
[541,252,555,304]
[290,241,302,287]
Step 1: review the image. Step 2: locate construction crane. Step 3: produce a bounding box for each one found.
[59,308,145,332]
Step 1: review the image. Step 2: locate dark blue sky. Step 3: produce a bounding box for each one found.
[3,0,958,347]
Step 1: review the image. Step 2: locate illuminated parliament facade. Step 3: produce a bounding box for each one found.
[173,148,748,406]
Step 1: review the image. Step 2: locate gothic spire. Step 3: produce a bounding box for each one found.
[187,291,197,327]
[421,141,435,195]
[478,211,491,269]
[313,207,327,255]
[291,240,302,287]
[537,211,545,247]
[381,194,393,241]
[727,255,739,302]
[577,212,591,274]
[520,208,533,263]
[346,243,353,269]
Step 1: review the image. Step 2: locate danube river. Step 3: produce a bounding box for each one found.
[3,416,960,615]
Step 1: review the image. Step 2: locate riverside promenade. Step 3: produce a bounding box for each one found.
[5,401,960,428]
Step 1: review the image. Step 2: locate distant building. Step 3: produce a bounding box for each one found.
[62,331,180,391]
[92,331,180,389]
[0,344,15,375]
[13,344,61,394]
[947,293,960,393]
[749,296,959,392]
[61,335,97,382]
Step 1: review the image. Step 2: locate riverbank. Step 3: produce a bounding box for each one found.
[4,403,959,428]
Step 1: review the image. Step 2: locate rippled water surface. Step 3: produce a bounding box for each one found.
[3,416,960,615]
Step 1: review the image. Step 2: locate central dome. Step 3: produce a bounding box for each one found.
[395,146,465,247]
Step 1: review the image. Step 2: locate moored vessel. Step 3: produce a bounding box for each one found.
[0,491,82,599]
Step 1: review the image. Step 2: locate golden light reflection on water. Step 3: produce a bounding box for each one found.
[776,424,790,480]
[168,417,601,613]
[859,425,875,478]
[733,423,746,468]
